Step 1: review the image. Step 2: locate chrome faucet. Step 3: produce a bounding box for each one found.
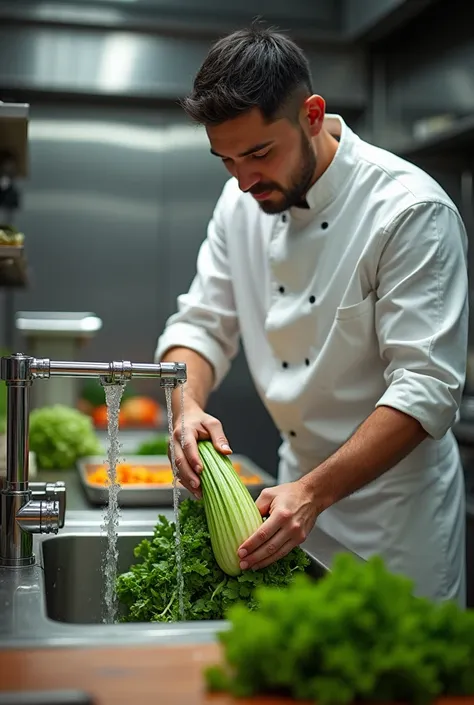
[0,353,186,568]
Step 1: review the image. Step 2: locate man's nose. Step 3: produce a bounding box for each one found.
[235,166,260,193]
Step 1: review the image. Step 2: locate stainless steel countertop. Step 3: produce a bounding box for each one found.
[0,469,358,651]
[38,468,112,511]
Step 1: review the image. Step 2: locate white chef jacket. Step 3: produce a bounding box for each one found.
[156,114,469,607]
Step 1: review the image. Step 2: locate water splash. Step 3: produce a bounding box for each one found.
[101,383,125,624]
[180,384,185,454]
[165,385,185,621]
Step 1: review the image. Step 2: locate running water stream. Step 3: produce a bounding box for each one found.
[100,380,186,623]
[164,385,185,621]
[101,383,126,624]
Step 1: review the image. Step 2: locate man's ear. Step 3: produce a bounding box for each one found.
[304,95,326,135]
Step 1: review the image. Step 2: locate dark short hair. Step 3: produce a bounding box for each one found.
[181,24,313,126]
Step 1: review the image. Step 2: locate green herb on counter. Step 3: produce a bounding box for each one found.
[29,404,103,469]
[205,553,474,705]
[115,498,310,623]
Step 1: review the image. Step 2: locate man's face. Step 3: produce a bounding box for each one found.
[206,107,317,214]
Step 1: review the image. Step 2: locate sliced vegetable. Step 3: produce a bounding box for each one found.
[198,440,263,577]
[86,457,262,488]
[88,462,174,486]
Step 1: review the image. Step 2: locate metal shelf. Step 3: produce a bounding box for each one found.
[0,246,24,259]
[0,246,27,287]
[0,102,28,120]
[397,114,474,160]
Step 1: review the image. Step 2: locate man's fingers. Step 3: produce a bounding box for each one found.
[239,527,287,570]
[171,443,201,498]
[238,511,284,558]
[174,427,202,474]
[204,418,232,454]
[255,487,276,517]
[250,539,295,572]
[166,412,231,501]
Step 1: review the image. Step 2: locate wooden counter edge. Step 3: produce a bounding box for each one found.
[0,642,472,705]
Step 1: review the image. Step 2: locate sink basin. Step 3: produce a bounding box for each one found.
[1,506,355,649]
[42,533,150,624]
[41,533,328,625]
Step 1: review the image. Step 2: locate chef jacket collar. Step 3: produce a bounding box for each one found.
[290,114,359,217]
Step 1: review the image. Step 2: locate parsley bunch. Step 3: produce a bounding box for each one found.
[115,498,310,623]
[205,553,474,704]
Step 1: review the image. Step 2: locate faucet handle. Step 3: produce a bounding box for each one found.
[17,498,61,534]
[47,482,66,529]
[29,481,66,529]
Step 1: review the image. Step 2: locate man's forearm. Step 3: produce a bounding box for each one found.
[160,347,215,416]
[300,405,428,514]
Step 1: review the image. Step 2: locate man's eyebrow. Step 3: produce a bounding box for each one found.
[210,141,274,158]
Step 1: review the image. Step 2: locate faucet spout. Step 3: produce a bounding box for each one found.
[0,353,187,567]
[30,358,186,388]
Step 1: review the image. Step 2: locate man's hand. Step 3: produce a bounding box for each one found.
[169,403,231,499]
[237,481,320,571]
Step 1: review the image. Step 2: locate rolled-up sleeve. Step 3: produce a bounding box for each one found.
[375,200,469,439]
[154,181,240,390]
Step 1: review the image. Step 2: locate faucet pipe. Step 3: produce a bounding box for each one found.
[0,353,187,567]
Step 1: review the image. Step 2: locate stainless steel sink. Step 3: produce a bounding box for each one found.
[0,505,361,649]
[42,532,329,624]
[42,533,151,624]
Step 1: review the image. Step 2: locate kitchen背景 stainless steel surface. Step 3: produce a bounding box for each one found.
[77,453,276,506]
[0,469,362,649]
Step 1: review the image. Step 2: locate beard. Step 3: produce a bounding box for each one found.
[249,131,317,215]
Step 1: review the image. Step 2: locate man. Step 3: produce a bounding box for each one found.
[155,25,468,606]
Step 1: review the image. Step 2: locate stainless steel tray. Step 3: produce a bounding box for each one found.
[77,454,276,507]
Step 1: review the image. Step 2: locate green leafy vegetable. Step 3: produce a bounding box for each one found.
[115,498,310,623]
[205,553,474,704]
[29,404,103,469]
[135,433,169,456]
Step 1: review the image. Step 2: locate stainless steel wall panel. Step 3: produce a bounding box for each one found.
[0,25,368,110]
[11,104,168,398]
